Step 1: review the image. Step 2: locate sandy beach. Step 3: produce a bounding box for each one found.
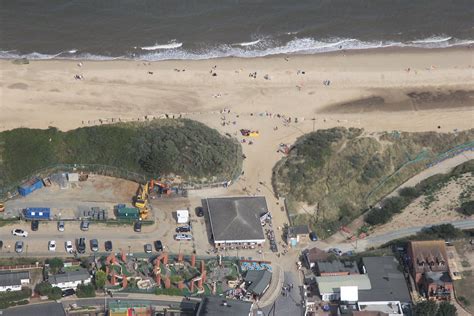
[0,47,473,133]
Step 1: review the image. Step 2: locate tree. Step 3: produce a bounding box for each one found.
[76,283,96,298]
[48,287,62,300]
[436,301,457,316]
[35,281,52,296]
[458,201,474,216]
[47,258,64,274]
[95,270,107,289]
[414,300,438,316]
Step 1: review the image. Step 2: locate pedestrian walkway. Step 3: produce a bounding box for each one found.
[257,262,284,307]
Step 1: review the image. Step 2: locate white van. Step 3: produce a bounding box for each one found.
[174,233,192,241]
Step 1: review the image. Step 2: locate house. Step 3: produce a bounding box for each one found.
[196,297,253,316]
[303,247,329,269]
[287,225,310,247]
[316,260,359,276]
[205,196,266,248]
[0,271,30,292]
[244,270,272,298]
[316,274,371,301]
[49,268,91,290]
[407,240,452,300]
[357,256,412,314]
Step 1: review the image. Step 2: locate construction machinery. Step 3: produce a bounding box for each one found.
[134,183,150,220]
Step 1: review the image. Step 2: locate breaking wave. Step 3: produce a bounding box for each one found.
[1,36,473,61]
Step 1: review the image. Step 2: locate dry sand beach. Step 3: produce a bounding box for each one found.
[1,47,473,133]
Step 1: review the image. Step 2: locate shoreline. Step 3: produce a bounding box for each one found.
[2,45,473,63]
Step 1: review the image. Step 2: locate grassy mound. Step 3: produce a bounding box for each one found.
[272,127,473,237]
[0,119,242,191]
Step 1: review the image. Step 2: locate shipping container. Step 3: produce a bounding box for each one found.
[24,207,51,220]
[115,207,140,220]
[18,178,44,196]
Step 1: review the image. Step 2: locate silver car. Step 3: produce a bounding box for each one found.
[15,241,24,253]
[58,221,65,232]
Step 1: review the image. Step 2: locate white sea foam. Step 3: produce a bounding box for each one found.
[235,39,261,47]
[1,36,473,61]
[140,41,183,50]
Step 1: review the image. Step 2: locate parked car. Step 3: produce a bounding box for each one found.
[80,221,89,231]
[31,220,39,231]
[328,248,343,256]
[0,241,3,249]
[175,225,191,233]
[15,241,24,253]
[48,240,56,252]
[12,229,28,237]
[104,241,113,252]
[57,221,65,232]
[62,289,75,297]
[134,221,142,232]
[309,232,318,241]
[144,244,153,253]
[196,207,204,217]
[65,240,74,253]
[154,240,163,252]
[77,238,86,254]
[90,239,99,252]
[174,233,192,241]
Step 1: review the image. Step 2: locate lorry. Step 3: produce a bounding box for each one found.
[23,207,51,220]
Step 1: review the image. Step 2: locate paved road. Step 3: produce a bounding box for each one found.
[325,219,474,253]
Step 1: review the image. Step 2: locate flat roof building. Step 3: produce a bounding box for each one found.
[316,260,359,276]
[0,271,30,292]
[316,274,371,301]
[205,196,266,247]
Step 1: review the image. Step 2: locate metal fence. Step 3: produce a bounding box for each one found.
[0,163,241,201]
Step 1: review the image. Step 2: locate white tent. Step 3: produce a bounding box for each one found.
[67,173,79,182]
[340,286,358,302]
[176,210,189,224]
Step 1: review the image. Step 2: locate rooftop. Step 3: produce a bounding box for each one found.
[316,260,359,275]
[288,225,310,237]
[49,268,91,284]
[316,274,371,293]
[358,256,411,303]
[0,271,29,287]
[196,297,253,316]
[206,196,266,243]
[408,240,449,273]
[244,270,272,296]
[304,247,330,265]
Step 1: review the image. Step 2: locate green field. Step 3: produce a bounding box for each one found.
[272,127,474,237]
[0,119,242,192]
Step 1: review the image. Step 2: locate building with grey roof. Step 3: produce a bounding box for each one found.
[244,270,272,297]
[49,268,91,290]
[0,271,30,292]
[316,274,371,301]
[358,256,411,303]
[205,196,266,247]
[196,297,253,316]
[316,260,360,276]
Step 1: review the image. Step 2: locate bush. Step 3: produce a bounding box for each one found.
[399,187,420,199]
[414,300,438,316]
[436,301,457,316]
[458,201,474,216]
[0,288,31,309]
[76,283,96,298]
[35,281,52,296]
[458,296,471,306]
[49,287,62,300]
[155,288,183,296]
[418,224,464,240]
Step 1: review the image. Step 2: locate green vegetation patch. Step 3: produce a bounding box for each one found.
[0,119,242,192]
[272,127,473,237]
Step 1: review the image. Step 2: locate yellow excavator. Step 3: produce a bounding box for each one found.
[134,182,150,219]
